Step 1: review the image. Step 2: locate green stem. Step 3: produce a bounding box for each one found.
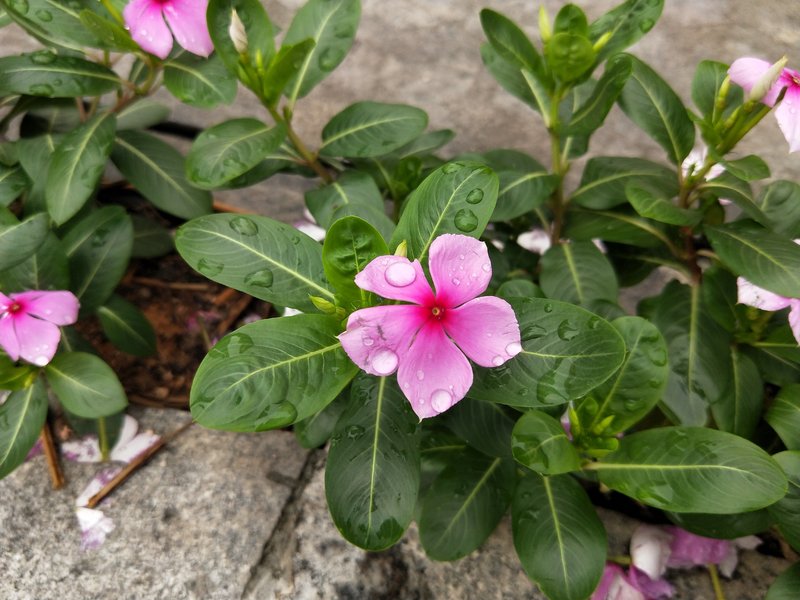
[708,564,726,600]
[98,416,110,462]
[267,106,332,183]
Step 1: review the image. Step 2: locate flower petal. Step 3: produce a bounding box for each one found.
[429,234,492,307]
[397,320,473,419]
[0,316,20,361]
[123,0,174,59]
[339,305,428,376]
[775,85,800,153]
[443,296,521,367]
[10,313,61,366]
[76,507,116,551]
[627,567,675,599]
[789,300,800,345]
[355,256,434,304]
[666,526,730,568]
[737,277,792,311]
[592,563,623,600]
[14,290,79,325]
[630,524,672,580]
[728,58,774,103]
[162,0,214,57]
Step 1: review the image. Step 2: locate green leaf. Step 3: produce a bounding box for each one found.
[703,172,768,225]
[62,206,133,313]
[511,410,580,475]
[441,397,516,459]
[111,130,212,220]
[164,51,238,108]
[389,129,455,159]
[554,4,588,35]
[589,0,664,62]
[320,101,428,158]
[116,99,171,131]
[207,0,275,74]
[757,180,800,238]
[418,449,514,560]
[322,216,387,309]
[0,164,30,206]
[17,133,60,213]
[722,155,770,181]
[492,169,558,222]
[539,241,618,305]
[294,390,348,449]
[650,281,730,425]
[711,348,762,439]
[471,297,626,407]
[746,329,800,387]
[325,375,420,550]
[45,112,117,225]
[618,54,695,164]
[46,352,127,418]
[97,294,156,357]
[513,473,606,600]
[579,316,668,434]
[0,53,119,98]
[0,380,48,480]
[78,9,138,51]
[566,54,633,135]
[706,221,800,298]
[480,43,539,111]
[571,156,677,210]
[767,451,800,551]
[766,563,800,600]
[766,384,800,450]
[564,208,668,248]
[588,426,787,513]
[390,161,498,261]
[0,356,38,391]
[175,213,334,313]
[260,39,316,107]
[701,264,739,332]
[626,183,701,226]
[496,279,543,299]
[667,509,773,540]
[545,32,595,83]
[283,0,361,103]
[189,315,357,431]
[186,119,287,189]
[2,0,101,50]
[692,60,742,121]
[480,9,543,76]
[331,202,395,244]
[0,232,68,292]
[0,213,48,271]
[305,170,385,229]
[131,215,173,258]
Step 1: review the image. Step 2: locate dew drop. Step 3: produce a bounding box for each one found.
[318,47,344,71]
[371,348,398,375]
[465,188,484,204]
[346,425,365,440]
[197,258,224,276]
[430,389,452,413]
[543,303,553,313]
[30,51,56,65]
[29,83,54,96]
[416,369,425,381]
[9,0,28,14]
[34,8,52,21]
[521,324,546,341]
[557,320,579,341]
[33,355,48,366]
[245,268,274,288]
[385,262,416,287]
[492,355,504,366]
[442,162,460,174]
[362,336,374,347]
[451,277,460,286]
[505,341,522,356]
[454,209,478,232]
[229,216,258,236]
[481,263,490,272]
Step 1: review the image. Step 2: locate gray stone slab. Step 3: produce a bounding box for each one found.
[0,407,308,600]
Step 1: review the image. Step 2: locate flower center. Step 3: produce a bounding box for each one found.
[431,306,445,320]
[6,301,21,315]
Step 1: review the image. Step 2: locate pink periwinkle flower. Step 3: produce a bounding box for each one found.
[338,234,522,420]
[737,276,800,345]
[728,57,800,152]
[124,0,214,60]
[592,563,673,600]
[0,290,79,366]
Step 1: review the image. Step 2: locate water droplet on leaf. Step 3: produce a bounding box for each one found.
[245,269,274,288]
[466,188,484,204]
[197,258,224,276]
[454,209,478,232]
[229,216,258,236]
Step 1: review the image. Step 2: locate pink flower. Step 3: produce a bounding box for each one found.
[338,234,522,419]
[592,564,673,600]
[728,57,800,152]
[0,290,79,366]
[123,0,214,60]
[737,276,800,344]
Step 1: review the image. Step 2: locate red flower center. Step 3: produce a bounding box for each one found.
[7,301,22,314]
[431,306,445,321]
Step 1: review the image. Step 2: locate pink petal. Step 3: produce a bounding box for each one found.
[728,58,773,103]
[339,305,428,376]
[10,313,61,366]
[76,507,116,551]
[396,320,473,419]
[0,292,12,309]
[607,573,645,600]
[775,85,800,153]
[429,234,493,307]
[61,436,103,463]
[162,0,214,57]
[666,526,731,568]
[0,316,21,361]
[627,568,675,598]
[789,300,800,345]
[14,290,79,325]
[123,0,174,60]
[443,296,521,367]
[737,277,792,311]
[592,563,623,600]
[630,524,672,580]
[355,255,434,304]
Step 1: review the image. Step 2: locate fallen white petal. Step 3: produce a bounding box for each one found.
[630,525,673,580]
[75,466,123,508]
[76,507,116,551]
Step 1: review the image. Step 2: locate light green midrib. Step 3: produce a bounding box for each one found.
[633,71,684,162]
[288,6,338,106]
[97,306,149,347]
[438,457,501,541]
[687,285,700,404]
[500,172,548,195]
[203,126,271,173]
[562,244,584,303]
[588,330,643,431]
[365,376,386,540]
[114,136,195,203]
[543,476,570,595]
[47,364,103,396]
[321,115,421,149]
[572,169,664,200]
[5,66,119,83]
[713,228,800,287]
[0,386,35,467]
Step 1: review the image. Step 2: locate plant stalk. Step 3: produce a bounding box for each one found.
[40,422,65,490]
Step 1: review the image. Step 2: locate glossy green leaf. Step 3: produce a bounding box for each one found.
[511,410,580,475]
[766,563,800,600]
[626,183,701,226]
[571,156,677,210]
[186,119,286,189]
[293,390,348,449]
[441,396,516,459]
[322,216,387,309]
[0,356,38,391]
[259,39,316,107]
[0,213,48,271]
[62,206,133,313]
[131,215,173,259]
[320,102,428,158]
[390,161,498,261]
[0,53,119,98]
[46,352,127,418]
[2,0,100,50]
[207,0,275,74]
[45,112,116,225]
[746,329,800,387]
[0,164,30,206]
[111,130,212,220]
[564,208,668,248]
[618,54,695,164]
[757,180,800,238]
[418,449,514,560]
[97,294,156,357]
[766,384,800,450]
[703,172,768,225]
[325,375,420,550]
[588,426,787,513]
[480,43,538,111]
[0,232,68,292]
[706,221,800,298]
[692,60,741,121]
[492,169,557,222]
[78,9,138,51]
[767,451,800,551]
[175,213,334,313]
[700,264,739,332]
[480,9,543,76]
[164,51,238,108]
[0,380,48,480]
[667,509,772,540]
[545,32,595,83]
[553,4,588,35]
[116,99,171,131]
[722,155,770,181]
[331,202,395,243]
[284,0,361,103]
[566,54,632,135]
[306,170,385,229]
[17,133,60,213]
[711,348,762,439]
[471,297,626,407]
[589,0,663,61]
[540,241,618,305]
[496,279,543,300]
[389,129,455,159]
[189,314,357,431]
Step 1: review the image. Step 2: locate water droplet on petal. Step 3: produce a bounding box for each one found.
[33,355,48,366]
[430,389,452,413]
[416,370,425,381]
[362,336,374,347]
[385,262,416,287]
[451,277,460,286]
[371,348,398,375]
[492,355,504,366]
[505,342,522,356]
[481,263,491,273]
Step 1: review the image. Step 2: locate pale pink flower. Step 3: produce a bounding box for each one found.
[0,290,79,366]
[123,0,213,60]
[729,57,800,152]
[737,276,800,345]
[62,415,161,464]
[338,234,522,419]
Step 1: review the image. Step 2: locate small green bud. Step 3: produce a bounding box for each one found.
[591,415,616,436]
[592,31,613,53]
[394,240,408,258]
[538,6,552,43]
[229,9,248,55]
[746,56,787,103]
[568,405,581,438]
[310,295,338,314]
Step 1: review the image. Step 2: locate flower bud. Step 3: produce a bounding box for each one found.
[394,240,408,258]
[229,9,248,55]
[538,6,552,43]
[747,55,787,103]
[309,295,338,314]
[592,31,613,53]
